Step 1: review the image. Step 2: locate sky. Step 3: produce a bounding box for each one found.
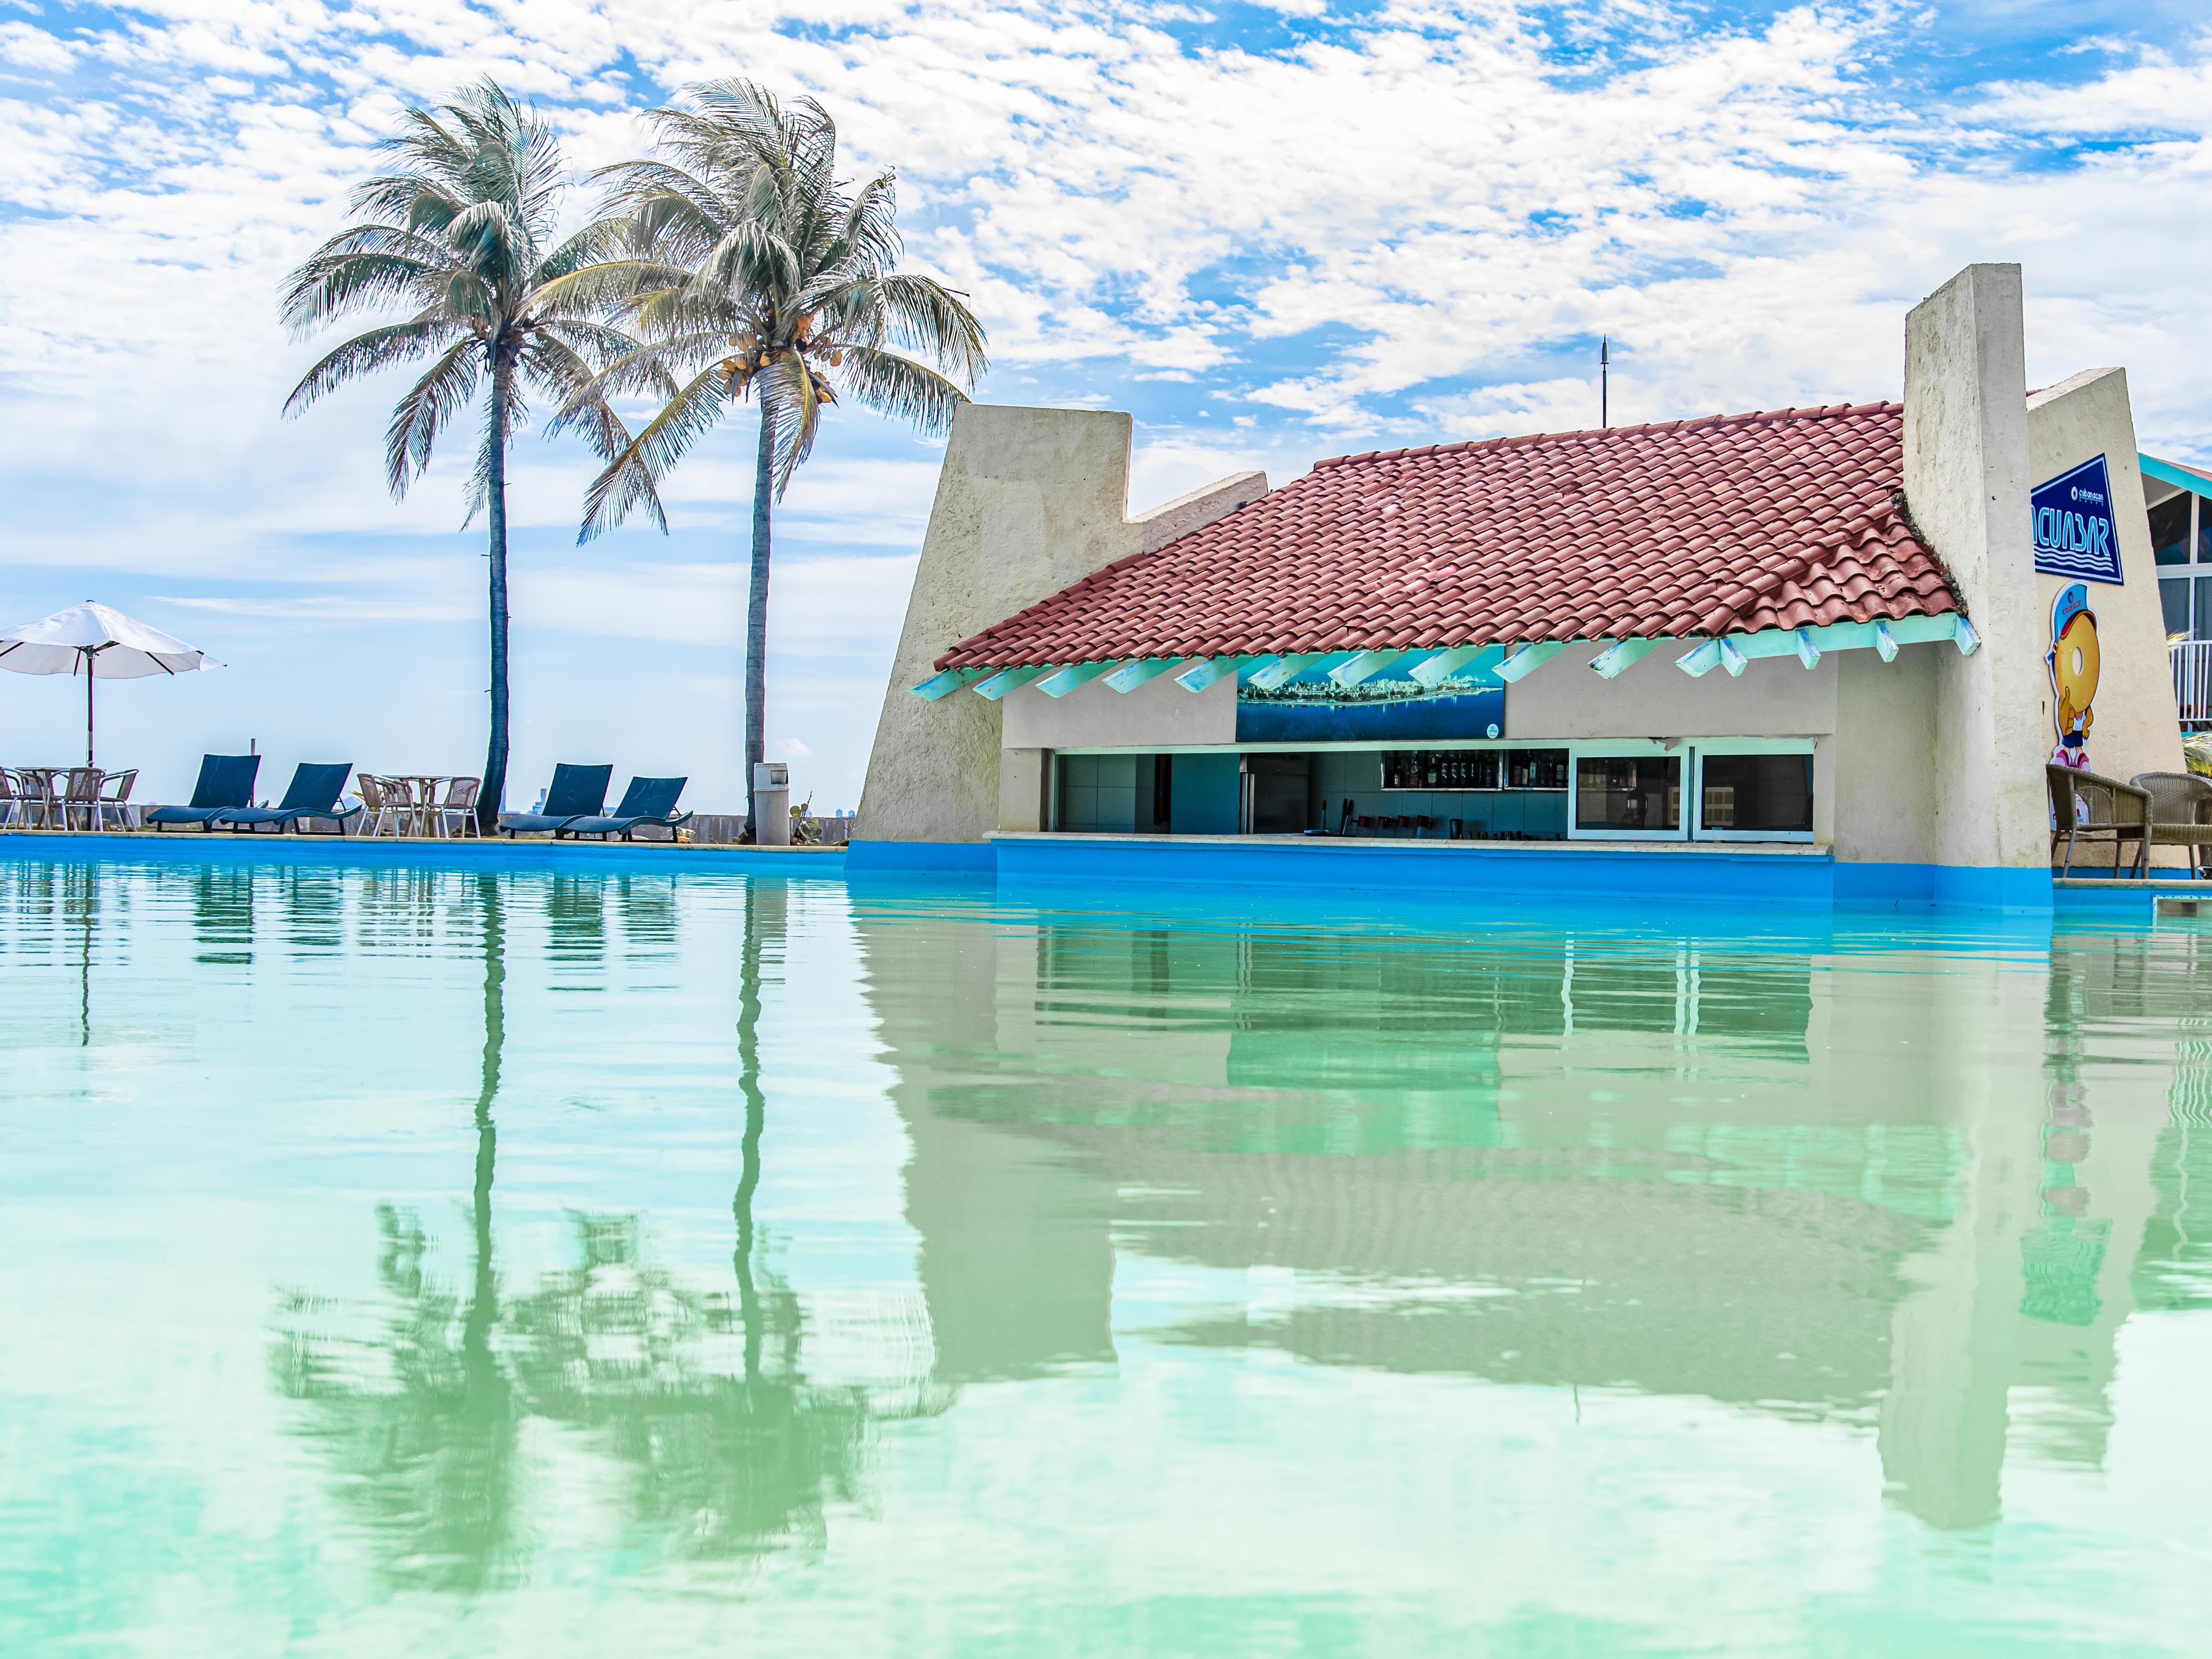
[2,0,2211,815]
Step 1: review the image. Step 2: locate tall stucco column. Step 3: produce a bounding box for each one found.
[1902,264,2050,905]
[858,404,1267,851]
[858,406,1142,847]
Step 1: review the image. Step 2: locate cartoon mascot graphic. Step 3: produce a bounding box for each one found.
[2047,582,2100,780]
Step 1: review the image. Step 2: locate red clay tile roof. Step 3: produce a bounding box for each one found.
[936,402,1962,670]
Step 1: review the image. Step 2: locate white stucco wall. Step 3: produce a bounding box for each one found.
[1901,263,2049,877]
[2025,367,2185,820]
[1003,671,1237,749]
[858,403,1267,843]
[1504,642,1839,739]
[1831,647,1941,865]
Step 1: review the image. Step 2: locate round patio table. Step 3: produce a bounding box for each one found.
[389,776,452,838]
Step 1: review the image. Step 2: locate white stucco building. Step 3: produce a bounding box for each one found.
[857,265,2190,910]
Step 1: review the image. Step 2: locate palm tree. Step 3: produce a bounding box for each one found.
[570,82,987,837]
[282,80,647,833]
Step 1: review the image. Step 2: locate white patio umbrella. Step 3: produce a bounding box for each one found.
[0,601,215,766]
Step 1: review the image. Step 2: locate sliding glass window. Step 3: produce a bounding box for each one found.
[1572,753,1683,839]
[1694,748,1815,842]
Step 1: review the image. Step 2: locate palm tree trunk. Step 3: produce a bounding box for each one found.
[744,405,774,840]
[733,879,767,1383]
[478,354,514,835]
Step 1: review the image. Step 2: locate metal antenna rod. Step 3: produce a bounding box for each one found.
[1600,336,1610,429]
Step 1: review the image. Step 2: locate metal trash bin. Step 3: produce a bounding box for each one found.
[753,761,790,846]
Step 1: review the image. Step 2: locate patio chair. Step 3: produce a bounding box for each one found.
[2047,763,2148,878]
[352,774,393,836]
[95,769,138,831]
[554,776,691,842]
[2131,771,2212,879]
[498,763,613,835]
[59,767,104,831]
[15,768,62,830]
[212,763,359,835]
[0,768,21,829]
[147,753,261,831]
[435,777,482,839]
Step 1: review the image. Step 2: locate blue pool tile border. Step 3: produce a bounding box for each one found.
[15,831,2179,919]
[0,832,849,873]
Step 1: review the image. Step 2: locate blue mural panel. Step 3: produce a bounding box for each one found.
[1236,687,1506,743]
[1235,649,1509,743]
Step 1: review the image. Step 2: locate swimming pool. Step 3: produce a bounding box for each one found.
[3,849,2208,1653]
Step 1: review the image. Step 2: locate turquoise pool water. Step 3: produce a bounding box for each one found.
[2,852,2209,1655]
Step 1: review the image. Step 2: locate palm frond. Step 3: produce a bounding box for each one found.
[577,363,732,540]
[529,259,691,322]
[526,334,635,467]
[753,350,825,499]
[837,170,902,274]
[384,335,483,498]
[695,217,800,306]
[282,250,441,336]
[283,320,455,416]
[860,273,989,384]
[832,346,969,436]
[554,327,733,413]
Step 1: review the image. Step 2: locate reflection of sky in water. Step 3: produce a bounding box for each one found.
[1,853,2210,1653]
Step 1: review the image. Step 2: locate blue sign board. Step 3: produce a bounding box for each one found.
[2032,454,2124,584]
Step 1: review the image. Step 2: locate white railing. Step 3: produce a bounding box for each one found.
[2176,641,2212,725]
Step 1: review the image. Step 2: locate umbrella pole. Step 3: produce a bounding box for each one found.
[85,651,95,768]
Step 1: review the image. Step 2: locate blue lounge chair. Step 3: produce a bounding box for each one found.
[497,763,613,835]
[555,776,691,841]
[146,753,261,831]
[212,763,359,835]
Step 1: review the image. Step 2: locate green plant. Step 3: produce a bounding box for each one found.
[282,80,646,832]
[568,82,987,835]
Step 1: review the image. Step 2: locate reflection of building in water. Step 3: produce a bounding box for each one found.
[856,894,2202,1532]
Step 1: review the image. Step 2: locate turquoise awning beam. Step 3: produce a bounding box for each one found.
[1329,648,1412,689]
[1588,638,1663,679]
[971,664,1054,700]
[1247,652,1329,691]
[1408,644,1490,688]
[1103,658,1183,693]
[2141,454,2212,500]
[909,666,991,700]
[1675,612,1976,677]
[1497,641,1569,682]
[1175,655,1255,692]
[1037,660,1118,698]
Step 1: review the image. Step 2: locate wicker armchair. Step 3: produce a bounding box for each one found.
[2131,771,2212,879]
[2047,764,2149,878]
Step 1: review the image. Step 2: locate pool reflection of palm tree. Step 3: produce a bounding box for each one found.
[273,875,523,1592]
[275,871,877,1585]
